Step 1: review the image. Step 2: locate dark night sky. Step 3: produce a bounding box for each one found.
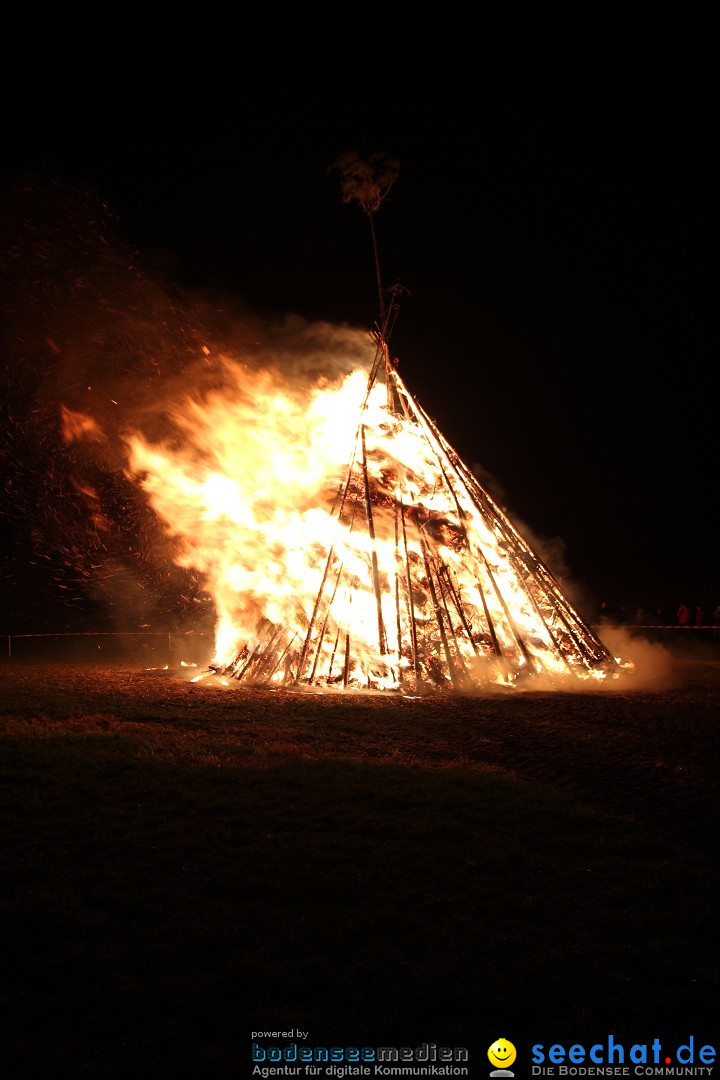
[1,10,717,624]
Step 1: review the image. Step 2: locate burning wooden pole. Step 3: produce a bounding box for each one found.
[360,424,388,657]
[398,494,421,691]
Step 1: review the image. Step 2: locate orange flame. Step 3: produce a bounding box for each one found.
[122,339,620,692]
[61,405,105,444]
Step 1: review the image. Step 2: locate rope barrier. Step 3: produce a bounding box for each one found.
[5,632,179,638]
[595,624,720,630]
[3,626,718,661]
[2,631,208,658]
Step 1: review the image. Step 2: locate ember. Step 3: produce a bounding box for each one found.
[125,336,619,692]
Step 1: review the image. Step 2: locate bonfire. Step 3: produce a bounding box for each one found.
[74,153,621,692]
[123,318,618,692]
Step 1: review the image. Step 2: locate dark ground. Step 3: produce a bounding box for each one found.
[0,648,718,1076]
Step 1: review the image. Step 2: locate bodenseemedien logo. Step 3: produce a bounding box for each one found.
[489,1038,517,1077]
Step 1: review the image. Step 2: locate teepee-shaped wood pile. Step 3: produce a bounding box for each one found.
[217,153,618,691]
[220,337,617,691]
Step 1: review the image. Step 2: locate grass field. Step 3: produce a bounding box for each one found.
[1,652,718,1076]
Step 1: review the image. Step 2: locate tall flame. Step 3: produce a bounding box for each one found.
[125,339,618,692]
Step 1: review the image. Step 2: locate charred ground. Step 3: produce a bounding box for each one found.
[0,653,718,1074]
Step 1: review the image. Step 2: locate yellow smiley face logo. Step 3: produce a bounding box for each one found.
[488,1039,517,1069]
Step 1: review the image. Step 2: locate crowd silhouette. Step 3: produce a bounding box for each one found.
[595,598,720,639]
